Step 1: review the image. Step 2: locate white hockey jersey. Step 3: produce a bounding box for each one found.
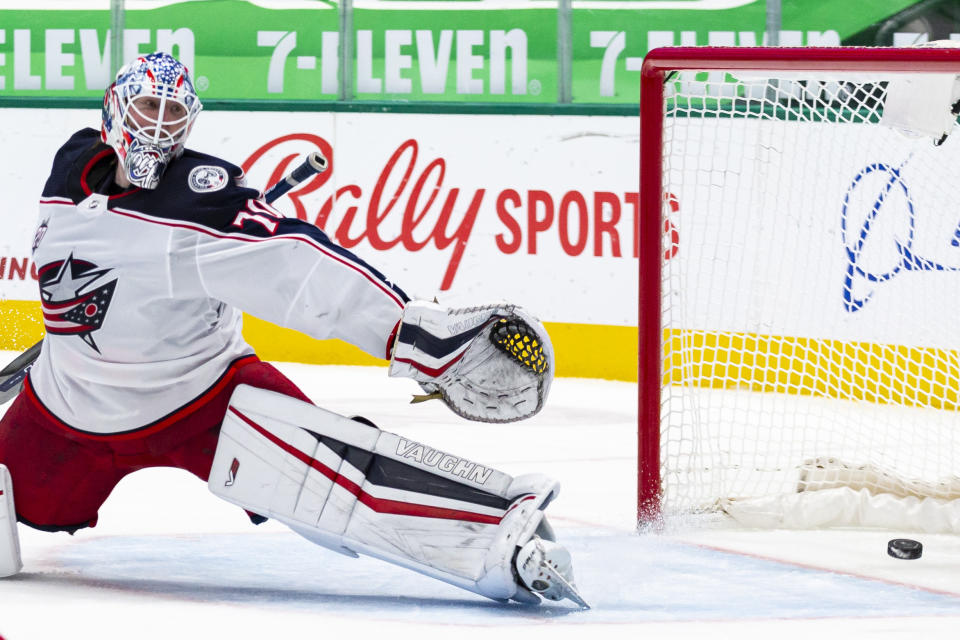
[28,129,408,434]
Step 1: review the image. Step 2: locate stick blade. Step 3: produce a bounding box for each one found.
[0,340,42,404]
[0,340,42,378]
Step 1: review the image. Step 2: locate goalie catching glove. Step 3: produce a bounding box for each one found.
[388,301,554,423]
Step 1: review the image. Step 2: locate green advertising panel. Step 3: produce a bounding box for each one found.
[0,2,339,99]
[0,0,938,105]
[571,0,920,102]
[351,8,557,103]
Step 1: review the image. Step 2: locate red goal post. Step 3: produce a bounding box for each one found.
[638,46,960,527]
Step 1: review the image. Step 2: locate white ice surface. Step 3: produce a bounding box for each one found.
[2,357,960,640]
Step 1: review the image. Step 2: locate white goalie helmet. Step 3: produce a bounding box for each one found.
[101,51,202,189]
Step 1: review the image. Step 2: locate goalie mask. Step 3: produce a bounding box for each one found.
[101,52,202,189]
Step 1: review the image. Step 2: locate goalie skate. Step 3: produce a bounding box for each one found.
[515,536,589,609]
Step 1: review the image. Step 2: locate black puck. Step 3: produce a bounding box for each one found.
[887,538,923,560]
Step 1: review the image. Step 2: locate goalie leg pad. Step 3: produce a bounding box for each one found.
[0,464,23,578]
[209,384,562,602]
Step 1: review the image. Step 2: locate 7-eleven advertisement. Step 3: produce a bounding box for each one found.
[0,0,922,104]
[0,108,642,377]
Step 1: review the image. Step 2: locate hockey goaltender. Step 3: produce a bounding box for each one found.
[0,51,586,608]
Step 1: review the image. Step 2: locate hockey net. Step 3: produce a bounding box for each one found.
[638,47,960,532]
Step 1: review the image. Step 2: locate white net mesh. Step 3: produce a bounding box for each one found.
[659,69,960,522]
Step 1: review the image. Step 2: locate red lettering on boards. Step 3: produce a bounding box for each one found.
[664,192,679,261]
[0,257,39,281]
[558,191,588,256]
[242,134,676,291]
[243,136,483,291]
[594,191,621,258]
[494,190,679,261]
[495,189,523,253]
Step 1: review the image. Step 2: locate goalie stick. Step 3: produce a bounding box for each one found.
[0,151,328,405]
[0,341,41,404]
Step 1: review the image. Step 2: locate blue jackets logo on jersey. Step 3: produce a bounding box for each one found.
[188,165,228,193]
[39,254,118,353]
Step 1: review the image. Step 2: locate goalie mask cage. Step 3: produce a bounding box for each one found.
[638,47,960,531]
